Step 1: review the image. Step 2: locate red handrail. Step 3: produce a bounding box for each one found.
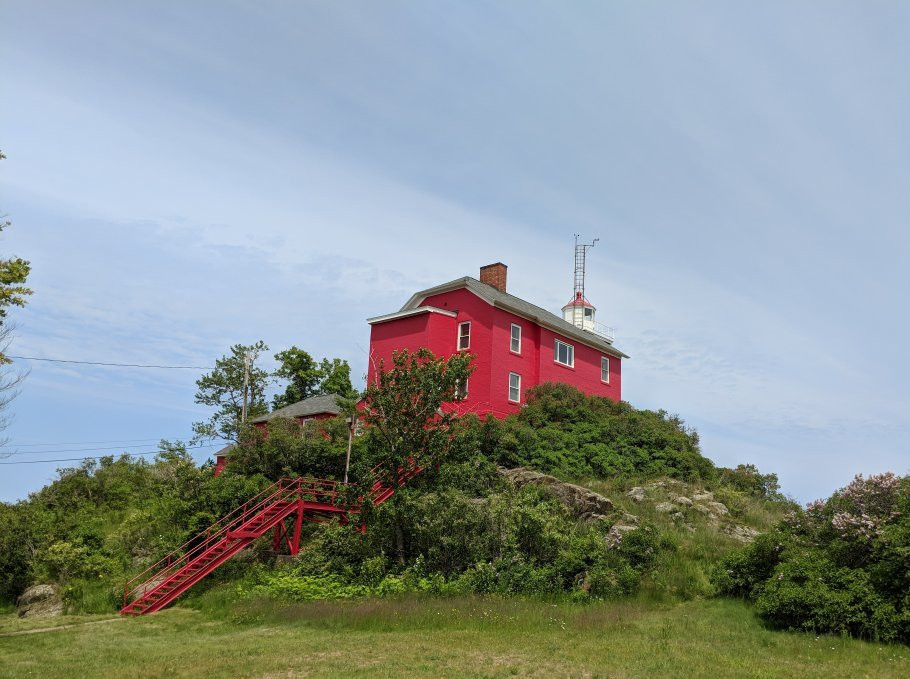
[123,476,353,607]
[122,460,425,610]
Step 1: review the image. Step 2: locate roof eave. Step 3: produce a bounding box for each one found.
[368,305,458,325]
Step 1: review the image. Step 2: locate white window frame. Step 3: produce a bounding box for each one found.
[455,377,468,400]
[457,321,471,350]
[508,372,521,403]
[510,323,522,353]
[601,356,610,384]
[554,339,574,367]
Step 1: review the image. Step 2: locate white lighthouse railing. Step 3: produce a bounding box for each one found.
[584,322,615,343]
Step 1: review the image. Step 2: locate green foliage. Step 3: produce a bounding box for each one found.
[230,416,353,480]
[317,358,358,400]
[718,464,785,502]
[482,383,714,482]
[0,444,269,608]
[0,502,31,601]
[0,149,32,361]
[272,348,358,409]
[718,473,910,643]
[360,347,474,490]
[193,342,270,442]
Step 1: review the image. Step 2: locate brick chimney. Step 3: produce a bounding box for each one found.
[479,262,507,293]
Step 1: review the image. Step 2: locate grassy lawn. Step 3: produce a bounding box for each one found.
[1,597,907,678]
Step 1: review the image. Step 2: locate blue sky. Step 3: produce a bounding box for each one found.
[1,1,907,503]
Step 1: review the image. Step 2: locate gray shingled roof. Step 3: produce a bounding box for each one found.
[250,393,343,424]
[401,276,629,359]
[214,444,235,459]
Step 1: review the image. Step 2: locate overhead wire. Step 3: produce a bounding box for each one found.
[7,356,210,369]
[0,443,222,465]
[9,437,182,447]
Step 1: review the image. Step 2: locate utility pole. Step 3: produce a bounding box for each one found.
[241,350,251,423]
[344,411,356,484]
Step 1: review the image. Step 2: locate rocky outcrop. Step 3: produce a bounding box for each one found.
[626,487,646,502]
[655,502,677,513]
[498,467,613,520]
[16,584,63,618]
[706,502,729,516]
[724,524,760,543]
[605,524,638,547]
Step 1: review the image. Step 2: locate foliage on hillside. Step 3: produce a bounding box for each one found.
[0,381,789,614]
[483,383,715,481]
[717,472,910,643]
[0,446,268,608]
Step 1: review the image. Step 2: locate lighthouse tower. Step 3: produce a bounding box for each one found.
[561,236,614,343]
[562,291,597,332]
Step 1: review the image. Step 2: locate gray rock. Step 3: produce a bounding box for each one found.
[706,501,729,516]
[694,504,712,515]
[655,502,677,513]
[692,492,714,502]
[675,496,693,507]
[605,524,638,547]
[498,467,613,520]
[620,512,640,526]
[627,487,646,502]
[17,584,63,618]
[724,525,760,543]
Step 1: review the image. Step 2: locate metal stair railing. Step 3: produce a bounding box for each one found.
[123,476,352,608]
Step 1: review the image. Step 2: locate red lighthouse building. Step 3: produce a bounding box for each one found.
[367,261,628,418]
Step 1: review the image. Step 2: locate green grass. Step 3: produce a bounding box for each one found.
[579,476,792,601]
[1,596,906,678]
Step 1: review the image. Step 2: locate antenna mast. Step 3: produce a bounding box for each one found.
[572,235,599,328]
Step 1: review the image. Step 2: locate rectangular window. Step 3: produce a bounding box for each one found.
[601,356,610,383]
[510,323,521,353]
[554,339,574,367]
[508,372,521,403]
[458,321,471,350]
[455,378,468,400]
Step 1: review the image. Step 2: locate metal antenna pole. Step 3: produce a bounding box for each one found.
[572,235,599,328]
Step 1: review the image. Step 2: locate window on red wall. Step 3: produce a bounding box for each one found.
[455,378,468,400]
[458,321,471,350]
[554,339,574,367]
[601,356,610,383]
[508,372,521,402]
[510,323,521,353]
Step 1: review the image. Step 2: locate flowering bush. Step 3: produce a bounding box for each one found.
[717,472,910,643]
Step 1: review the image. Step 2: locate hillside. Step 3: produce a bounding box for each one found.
[0,383,790,615]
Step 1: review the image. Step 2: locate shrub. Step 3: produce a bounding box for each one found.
[719,473,910,643]
[480,383,715,482]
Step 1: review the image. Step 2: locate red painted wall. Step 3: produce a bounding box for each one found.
[368,286,622,419]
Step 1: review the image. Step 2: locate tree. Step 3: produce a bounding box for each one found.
[272,348,358,409]
[192,342,269,443]
[0,150,32,360]
[317,357,357,399]
[0,149,32,444]
[360,347,474,563]
[271,347,321,409]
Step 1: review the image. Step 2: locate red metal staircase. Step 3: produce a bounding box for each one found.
[121,464,420,615]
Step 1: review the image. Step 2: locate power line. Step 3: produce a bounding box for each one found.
[9,437,183,448]
[0,443,221,465]
[2,443,199,456]
[8,356,210,369]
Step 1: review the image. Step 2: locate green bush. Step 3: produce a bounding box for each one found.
[478,383,715,482]
[755,553,902,642]
[718,473,910,643]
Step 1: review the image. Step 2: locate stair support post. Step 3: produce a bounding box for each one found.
[290,500,305,556]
